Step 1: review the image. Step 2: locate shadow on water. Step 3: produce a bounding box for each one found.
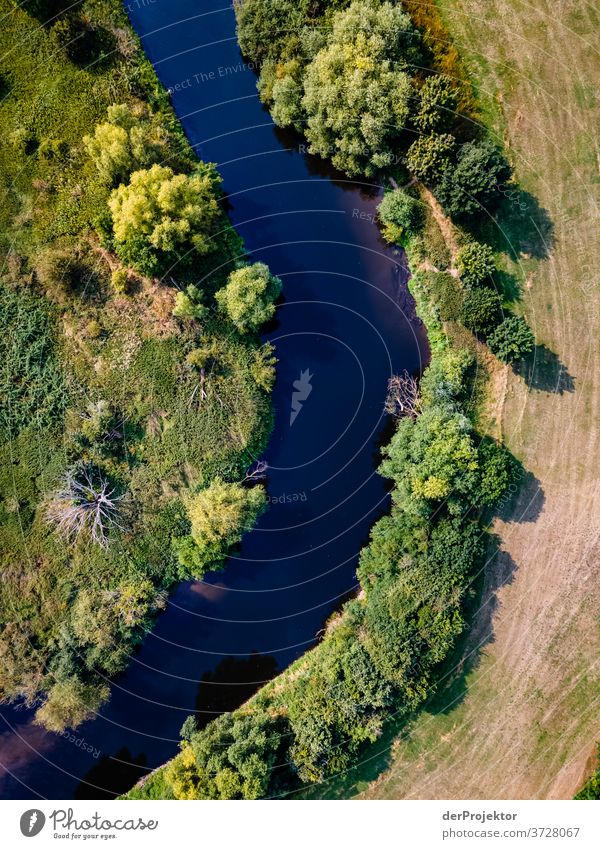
[194,653,279,730]
[75,748,148,800]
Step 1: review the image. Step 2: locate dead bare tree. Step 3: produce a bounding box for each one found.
[384,371,419,419]
[46,466,125,549]
[243,460,268,483]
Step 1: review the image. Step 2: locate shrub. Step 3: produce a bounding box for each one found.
[173,284,207,321]
[111,268,129,294]
[460,287,503,336]
[456,241,496,287]
[215,263,282,332]
[406,133,456,183]
[487,315,535,363]
[377,189,424,244]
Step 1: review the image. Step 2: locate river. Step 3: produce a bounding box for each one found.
[0,0,428,799]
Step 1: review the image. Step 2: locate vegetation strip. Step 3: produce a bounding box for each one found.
[125,0,540,800]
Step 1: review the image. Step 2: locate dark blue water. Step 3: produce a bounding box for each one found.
[0,1,428,799]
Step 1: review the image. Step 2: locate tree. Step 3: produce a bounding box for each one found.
[413,74,457,133]
[380,404,481,517]
[177,479,266,577]
[108,164,221,276]
[84,103,172,184]
[456,241,496,287]
[215,263,282,333]
[434,138,510,216]
[406,133,455,183]
[487,315,535,363]
[236,0,317,64]
[270,60,305,131]
[34,678,109,732]
[46,465,125,549]
[301,1,420,176]
[460,287,503,336]
[477,437,516,506]
[377,189,423,244]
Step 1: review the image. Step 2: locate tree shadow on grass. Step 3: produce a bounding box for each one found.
[516,344,575,394]
[464,190,555,263]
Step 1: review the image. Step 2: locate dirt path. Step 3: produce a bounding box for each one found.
[361,0,600,800]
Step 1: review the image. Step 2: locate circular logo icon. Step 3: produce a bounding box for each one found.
[19,810,46,837]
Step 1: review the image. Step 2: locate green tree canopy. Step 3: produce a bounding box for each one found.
[108,163,221,276]
[434,138,510,216]
[301,1,420,176]
[380,404,480,517]
[377,189,424,244]
[406,132,456,183]
[456,240,497,287]
[177,479,266,577]
[460,287,503,336]
[215,262,282,333]
[84,103,173,184]
[487,314,535,363]
[413,74,458,133]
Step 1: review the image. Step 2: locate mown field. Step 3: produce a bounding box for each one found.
[322,0,600,800]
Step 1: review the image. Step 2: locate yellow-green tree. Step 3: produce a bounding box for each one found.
[177,479,266,577]
[108,163,221,276]
[215,263,282,332]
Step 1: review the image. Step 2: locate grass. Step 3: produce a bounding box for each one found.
[0,1,273,727]
[310,0,600,800]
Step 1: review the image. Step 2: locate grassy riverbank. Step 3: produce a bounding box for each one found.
[345,0,600,800]
[0,1,274,730]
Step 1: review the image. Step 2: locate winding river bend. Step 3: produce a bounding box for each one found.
[0,1,428,799]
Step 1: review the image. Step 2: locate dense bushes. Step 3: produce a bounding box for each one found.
[236,0,511,214]
[129,345,515,799]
